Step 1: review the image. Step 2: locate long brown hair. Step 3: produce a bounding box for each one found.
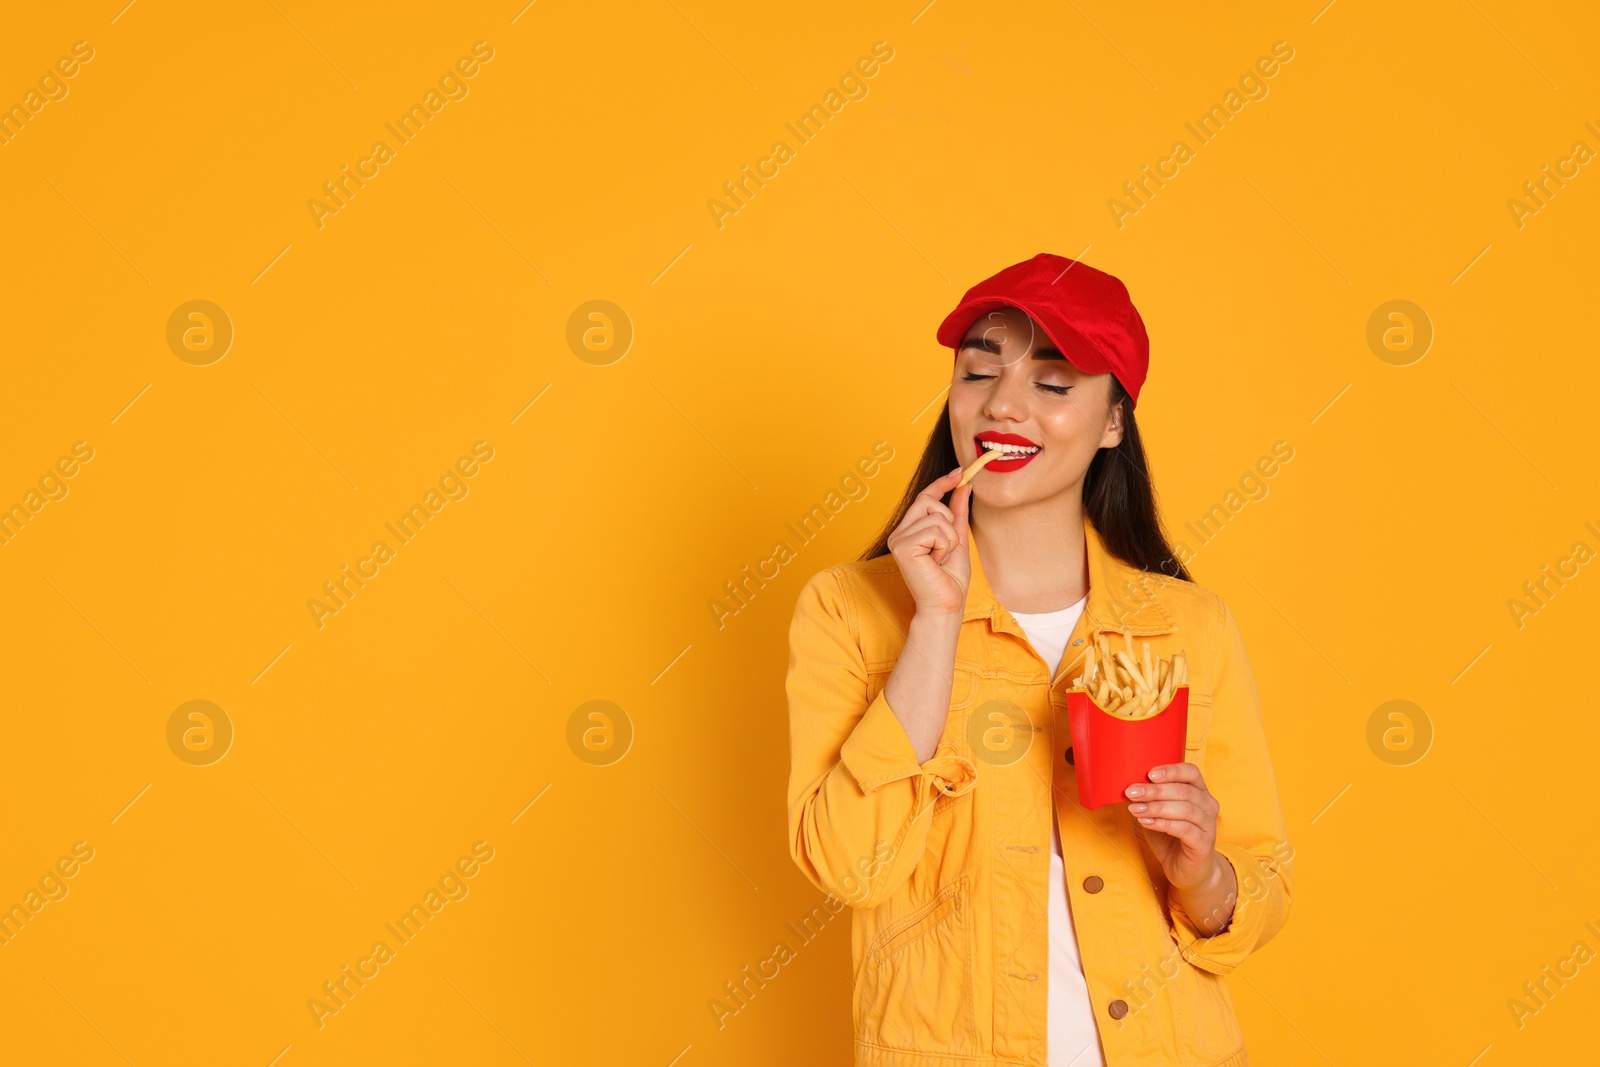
[858,375,1193,581]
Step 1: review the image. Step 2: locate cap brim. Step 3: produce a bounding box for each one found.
[936,297,1113,376]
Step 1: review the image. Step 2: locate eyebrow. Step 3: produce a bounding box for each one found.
[958,337,1066,360]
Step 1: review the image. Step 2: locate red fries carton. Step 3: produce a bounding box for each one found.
[1065,685,1189,809]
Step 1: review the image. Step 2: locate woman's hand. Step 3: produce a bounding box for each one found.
[1125,763,1232,904]
[886,468,974,618]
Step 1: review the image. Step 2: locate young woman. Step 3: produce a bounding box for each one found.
[785,254,1292,1067]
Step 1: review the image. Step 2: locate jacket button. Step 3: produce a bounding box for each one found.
[1083,875,1104,893]
[1064,747,1075,765]
[1108,999,1129,1020]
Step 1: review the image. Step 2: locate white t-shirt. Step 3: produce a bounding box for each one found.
[1008,597,1106,1067]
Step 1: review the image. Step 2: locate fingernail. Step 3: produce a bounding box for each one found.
[1130,802,1147,813]
[1125,785,1143,798]
[1149,768,1166,780]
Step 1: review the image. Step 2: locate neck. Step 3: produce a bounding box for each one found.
[970,490,1090,614]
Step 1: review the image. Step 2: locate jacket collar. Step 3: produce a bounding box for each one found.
[962,513,1174,637]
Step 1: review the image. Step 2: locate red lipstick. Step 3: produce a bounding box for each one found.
[973,431,1041,473]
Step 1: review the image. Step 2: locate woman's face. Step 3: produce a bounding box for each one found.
[949,306,1125,509]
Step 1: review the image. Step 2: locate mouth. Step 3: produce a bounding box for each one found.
[973,432,1041,473]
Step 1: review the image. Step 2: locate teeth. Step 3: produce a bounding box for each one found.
[980,440,1040,455]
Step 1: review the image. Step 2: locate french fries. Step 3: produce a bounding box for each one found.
[957,447,1006,488]
[1070,637,1187,718]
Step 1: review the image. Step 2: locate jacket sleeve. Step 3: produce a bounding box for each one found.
[1167,598,1294,975]
[785,568,978,910]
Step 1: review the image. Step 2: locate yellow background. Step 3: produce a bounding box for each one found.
[2,1,1597,1063]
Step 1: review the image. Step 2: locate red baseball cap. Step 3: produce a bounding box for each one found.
[936,252,1150,406]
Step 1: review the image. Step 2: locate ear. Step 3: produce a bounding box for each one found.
[1099,397,1126,449]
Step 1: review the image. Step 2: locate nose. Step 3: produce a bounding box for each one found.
[982,367,1031,423]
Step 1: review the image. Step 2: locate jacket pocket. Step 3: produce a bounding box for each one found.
[864,666,978,715]
[1169,952,1245,1063]
[855,876,980,1054]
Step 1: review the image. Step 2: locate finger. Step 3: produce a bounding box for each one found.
[950,481,972,542]
[896,516,960,559]
[938,495,974,562]
[1128,799,1210,828]
[1127,782,1210,806]
[1133,815,1208,844]
[915,468,965,507]
[919,498,956,525]
[1149,762,1205,791]
[899,514,959,547]
[891,507,955,549]
[894,531,957,565]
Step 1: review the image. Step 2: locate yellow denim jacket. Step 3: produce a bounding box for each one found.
[785,516,1292,1066]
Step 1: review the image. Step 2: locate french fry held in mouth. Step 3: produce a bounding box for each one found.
[1070,638,1187,718]
[957,446,1007,488]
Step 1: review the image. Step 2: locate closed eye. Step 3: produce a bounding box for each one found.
[960,372,1072,396]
